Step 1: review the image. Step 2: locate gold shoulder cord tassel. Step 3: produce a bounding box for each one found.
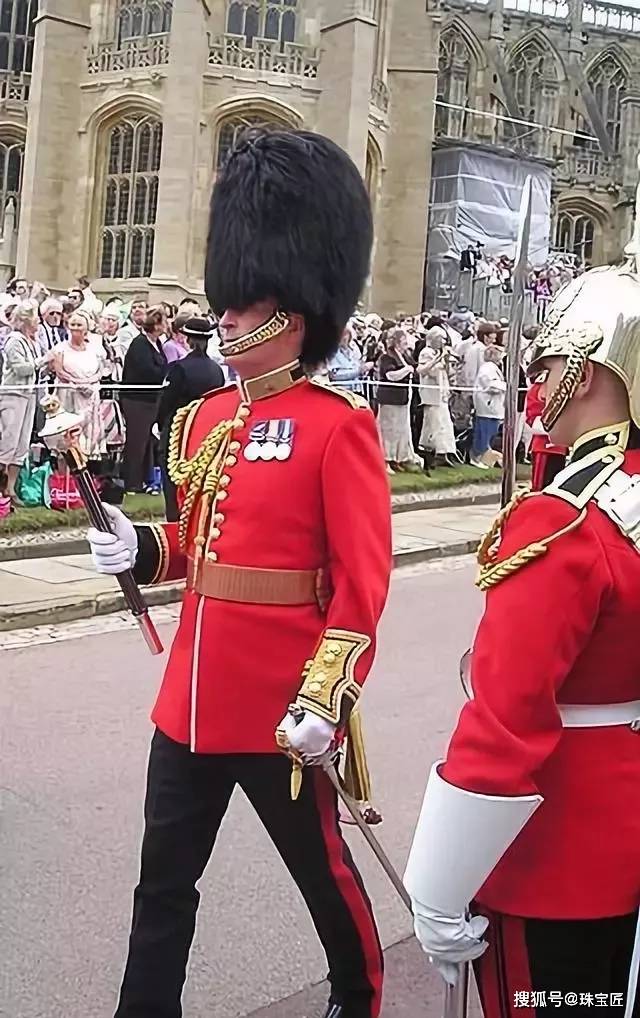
[167,404,235,553]
[275,714,304,800]
[476,494,588,591]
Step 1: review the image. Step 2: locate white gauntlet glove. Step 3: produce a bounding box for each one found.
[277,710,337,765]
[412,905,489,986]
[87,504,138,575]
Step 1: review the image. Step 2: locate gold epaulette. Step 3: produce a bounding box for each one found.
[476,488,587,591]
[477,429,628,591]
[200,382,237,401]
[310,378,370,409]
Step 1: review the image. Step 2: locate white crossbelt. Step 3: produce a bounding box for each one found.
[558,700,640,728]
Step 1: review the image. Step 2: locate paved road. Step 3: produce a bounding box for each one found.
[1,557,483,1018]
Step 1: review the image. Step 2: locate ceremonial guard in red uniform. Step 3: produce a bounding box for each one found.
[405,248,640,1015]
[88,130,392,1018]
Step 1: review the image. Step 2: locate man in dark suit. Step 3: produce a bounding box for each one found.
[121,306,168,493]
[155,317,225,520]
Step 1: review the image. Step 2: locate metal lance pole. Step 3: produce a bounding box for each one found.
[501,176,533,509]
[39,397,163,655]
[450,181,534,1017]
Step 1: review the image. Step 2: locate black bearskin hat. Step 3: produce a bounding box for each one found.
[205,129,373,367]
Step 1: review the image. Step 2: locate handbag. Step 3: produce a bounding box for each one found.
[16,460,53,507]
[48,468,84,511]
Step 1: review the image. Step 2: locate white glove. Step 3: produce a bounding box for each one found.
[87,503,138,575]
[278,710,337,765]
[412,904,489,986]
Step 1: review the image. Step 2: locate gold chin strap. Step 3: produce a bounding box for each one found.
[539,331,604,432]
[221,310,290,358]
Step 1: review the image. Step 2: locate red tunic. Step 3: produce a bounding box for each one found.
[443,446,640,919]
[140,378,392,754]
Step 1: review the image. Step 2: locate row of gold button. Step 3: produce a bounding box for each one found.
[205,402,251,562]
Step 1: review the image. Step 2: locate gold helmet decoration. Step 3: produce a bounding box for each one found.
[529,157,640,431]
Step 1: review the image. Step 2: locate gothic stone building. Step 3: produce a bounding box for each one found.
[434,0,640,268]
[0,0,437,318]
[0,0,638,316]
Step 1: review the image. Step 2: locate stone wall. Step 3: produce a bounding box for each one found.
[9,0,640,312]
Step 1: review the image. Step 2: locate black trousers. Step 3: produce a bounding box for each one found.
[474,906,640,1016]
[121,399,157,493]
[114,730,383,1018]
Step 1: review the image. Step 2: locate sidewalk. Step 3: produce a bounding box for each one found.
[0,505,495,632]
[0,481,501,563]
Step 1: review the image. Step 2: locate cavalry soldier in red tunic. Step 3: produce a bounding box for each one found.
[405,252,640,1015]
[88,130,392,1018]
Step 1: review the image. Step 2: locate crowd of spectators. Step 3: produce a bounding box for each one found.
[459,245,585,320]
[324,308,545,475]
[0,276,226,515]
[0,270,550,517]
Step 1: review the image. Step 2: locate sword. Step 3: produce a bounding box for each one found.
[458,181,535,694]
[324,763,470,1018]
[323,762,412,910]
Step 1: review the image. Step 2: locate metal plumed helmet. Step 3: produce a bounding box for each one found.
[529,157,640,431]
[204,128,373,366]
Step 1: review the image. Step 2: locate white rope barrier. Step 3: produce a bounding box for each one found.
[0,379,529,394]
[433,99,599,143]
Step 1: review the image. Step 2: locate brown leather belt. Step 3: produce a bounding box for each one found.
[187,558,328,607]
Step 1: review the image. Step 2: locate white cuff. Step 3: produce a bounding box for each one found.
[404,762,542,914]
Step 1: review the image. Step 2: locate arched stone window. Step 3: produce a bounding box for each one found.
[509,39,556,121]
[117,0,172,45]
[98,113,163,279]
[0,134,23,218]
[507,37,560,155]
[435,27,473,139]
[587,53,627,152]
[215,111,292,171]
[555,210,596,264]
[226,1,297,50]
[0,0,37,74]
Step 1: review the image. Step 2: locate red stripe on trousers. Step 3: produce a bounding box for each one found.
[314,770,384,1017]
[474,906,534,1017]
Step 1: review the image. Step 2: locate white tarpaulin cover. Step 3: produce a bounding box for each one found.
[425,146,552,307]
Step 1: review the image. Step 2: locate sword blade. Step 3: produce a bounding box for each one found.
[323,763,412,911]
[324,765,472,1018]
